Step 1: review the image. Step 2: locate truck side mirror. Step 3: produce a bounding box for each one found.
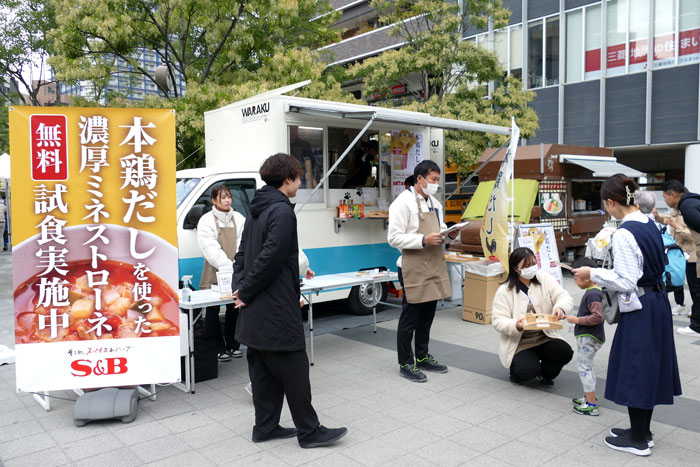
[183,204,208,230]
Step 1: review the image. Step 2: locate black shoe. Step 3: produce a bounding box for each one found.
[399,364,427,382]
[538,376,554,387]
[415,354,448,373]
[217,352,232,362]
[252,426,298,443]
[610,427,654,448]
[604,434,651,456]
[299,425,348,449]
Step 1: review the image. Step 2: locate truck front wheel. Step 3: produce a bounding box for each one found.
[347,282,389,315]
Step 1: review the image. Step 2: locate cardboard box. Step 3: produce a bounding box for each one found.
[463,271,506,312]
[462,305,492,325]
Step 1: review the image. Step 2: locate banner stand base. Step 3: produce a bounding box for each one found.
[29,383,157,412]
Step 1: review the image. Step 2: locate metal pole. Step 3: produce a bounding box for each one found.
[295,113,377,214]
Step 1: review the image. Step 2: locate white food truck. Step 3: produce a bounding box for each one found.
[176,82,511,314]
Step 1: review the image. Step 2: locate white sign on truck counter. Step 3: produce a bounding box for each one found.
[176,82,511,314]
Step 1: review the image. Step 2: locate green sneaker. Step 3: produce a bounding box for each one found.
[573,402,599,416]
[572,396,597,406]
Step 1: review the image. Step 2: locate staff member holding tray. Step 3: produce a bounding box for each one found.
[388,160,457,383]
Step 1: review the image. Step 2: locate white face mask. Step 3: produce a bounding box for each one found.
[422,181,439,196]
[519,265,538,280]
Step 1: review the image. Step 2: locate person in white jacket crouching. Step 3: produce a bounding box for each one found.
[197,185,247,362]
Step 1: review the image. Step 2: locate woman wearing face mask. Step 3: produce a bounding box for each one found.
[573,174,681,457]
[492,247,574,387]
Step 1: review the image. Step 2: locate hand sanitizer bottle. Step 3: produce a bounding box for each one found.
[181,275,193,302]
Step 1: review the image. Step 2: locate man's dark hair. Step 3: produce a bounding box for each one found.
[404,175,414,187]
[504,247,540,290]
[210,184,231,201]
[661,179,688,195]
[260,153,304,188]
[414,160,441,179]
[365,140,379,151]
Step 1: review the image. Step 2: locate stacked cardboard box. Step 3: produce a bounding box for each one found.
[461,259,506,325]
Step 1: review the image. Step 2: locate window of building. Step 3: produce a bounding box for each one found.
[606,0,627,77]
[654,0,676,68]
[629,0,650,73]
[566,9,583,83]
[510,25,523,79]
[546,17,560,86]
[494,29,508,73]
[585,4,602,80]
[679,0,700,65]
[528,20,544,88]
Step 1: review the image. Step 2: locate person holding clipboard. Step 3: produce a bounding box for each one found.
[388,160,461,382]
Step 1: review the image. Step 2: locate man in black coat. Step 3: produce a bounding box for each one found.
[667,180,700,337]
[232,153,347,448]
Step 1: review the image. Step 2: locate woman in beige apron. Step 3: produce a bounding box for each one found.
[388,161,454,383]
[197,185,246,362]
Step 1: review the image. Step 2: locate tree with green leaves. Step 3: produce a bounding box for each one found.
[49,0,340,98]
[0,0,57,106]
[343,0,538,173]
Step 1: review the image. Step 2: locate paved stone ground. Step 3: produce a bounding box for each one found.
[1,248,700,466]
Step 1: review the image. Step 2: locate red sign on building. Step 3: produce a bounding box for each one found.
[30,114,68,181]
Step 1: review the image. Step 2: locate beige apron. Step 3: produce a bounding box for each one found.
[401,189,451,303]
[199,215,237,289]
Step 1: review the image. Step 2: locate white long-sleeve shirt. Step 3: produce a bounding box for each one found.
[197,207,246,271]
[388,187,447,269]
[590,210,647,292]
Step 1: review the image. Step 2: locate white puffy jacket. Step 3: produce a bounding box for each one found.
[196,207,246,271]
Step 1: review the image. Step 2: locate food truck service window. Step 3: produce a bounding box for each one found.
[328,127,379,189]
[289,125,324,203]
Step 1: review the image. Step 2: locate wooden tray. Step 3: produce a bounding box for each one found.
[522,313,563,331]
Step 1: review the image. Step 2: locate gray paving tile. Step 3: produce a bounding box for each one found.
[516,425,582,455]
[2,446,69,467]
[72,447,143,467]
[112,419,172,445]
[48,421,111,445]
[338,438,408,467]
[0,433,57,460]
[446,402,502,425]
[447,426,511,453]
[382,453,436,467]
[139,398,195,420]
[157,410,213,434]
[130,434,190,463]
[416,413,473,438]
[302,451,363,467]
[0,419,43,443]
[413,438,481,466]
[231,450,291,467]
[0,407,34,428]
[559,439,640,467]
[198,400,250,421]
[264,439,330,466]
[413,392,465,413]
[62,431,125,462]
[200,435,261,465]
[175,423,235,449]
[142,449,216,467]
[488,439,558,467]
[462,454,517,467]
[346,412,405,437]
[320,401,375,424]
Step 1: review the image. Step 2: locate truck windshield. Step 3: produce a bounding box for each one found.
[176,178,201,207]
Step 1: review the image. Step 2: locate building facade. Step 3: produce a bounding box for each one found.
[59,49,186,103]
[325,0,700,191]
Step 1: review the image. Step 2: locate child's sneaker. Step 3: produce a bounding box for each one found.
[572,396,597,406]
[573,402,599,416]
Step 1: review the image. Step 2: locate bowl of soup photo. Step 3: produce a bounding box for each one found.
[13,224,179,344]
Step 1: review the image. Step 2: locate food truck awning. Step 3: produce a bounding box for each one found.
[462,179,540,222]
[286,104,512,135]
[559,155,644,178]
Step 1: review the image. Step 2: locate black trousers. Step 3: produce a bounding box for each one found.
[247,348,320,441]
[510,338,573,382]
[672,287,685,306]
[397,268,437,366]
[204,303,239,353]
[686,262,700,333]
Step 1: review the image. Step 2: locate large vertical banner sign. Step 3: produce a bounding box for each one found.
[480,118,520,273]
[9,107,179,392]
